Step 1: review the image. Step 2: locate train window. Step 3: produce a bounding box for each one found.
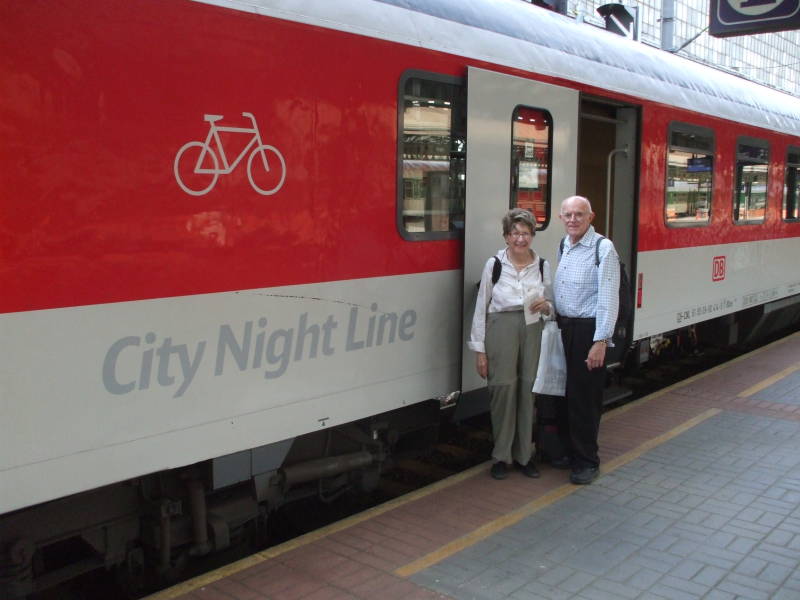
[665,123,713,227]
[734,137,769,224]
[510,106,552,228]
[784,147,800,221]
[398,73,466,240]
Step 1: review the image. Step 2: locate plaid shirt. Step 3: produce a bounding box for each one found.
[553,226,620,343]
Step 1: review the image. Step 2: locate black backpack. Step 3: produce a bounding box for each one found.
[559,235,632,348]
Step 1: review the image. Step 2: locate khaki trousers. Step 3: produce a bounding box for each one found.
[485,311,543,465]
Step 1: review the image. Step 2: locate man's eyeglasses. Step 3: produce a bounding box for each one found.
[560,212,587,221]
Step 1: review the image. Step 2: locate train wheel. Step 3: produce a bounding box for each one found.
[114,547,149,599]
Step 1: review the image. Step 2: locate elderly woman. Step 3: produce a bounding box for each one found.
[469,208,554,480]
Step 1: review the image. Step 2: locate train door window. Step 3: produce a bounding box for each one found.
[510,106,552,228]
[784,146,800,221]
[398,72,466,240]
[734,137,769,224]
[665,122,713,227]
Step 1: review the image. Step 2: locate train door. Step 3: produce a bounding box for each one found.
[459,67,579,411]
[576,96,638,285]
[576,96,639,371]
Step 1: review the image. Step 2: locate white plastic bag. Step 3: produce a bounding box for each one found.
[532,321,566,396]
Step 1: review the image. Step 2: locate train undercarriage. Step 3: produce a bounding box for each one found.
[0,402,440,599]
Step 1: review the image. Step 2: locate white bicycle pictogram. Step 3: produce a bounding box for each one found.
[174,112,286,196]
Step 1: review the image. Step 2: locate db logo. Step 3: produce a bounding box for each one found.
[712,256,726,281]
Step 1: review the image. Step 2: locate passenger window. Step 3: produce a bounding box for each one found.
[665,123,713,226]
[784,147,800,221]
[510,106,552,228]
[398,74,466,239]
[734,137,769,224]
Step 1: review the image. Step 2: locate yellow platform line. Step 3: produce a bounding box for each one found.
[738,362,800,398]
[394,407,721,578]
[606,330,800,422]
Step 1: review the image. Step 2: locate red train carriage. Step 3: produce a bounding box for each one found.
[2,0,800,596]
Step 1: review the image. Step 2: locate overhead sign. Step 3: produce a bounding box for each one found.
[710,0,800,37]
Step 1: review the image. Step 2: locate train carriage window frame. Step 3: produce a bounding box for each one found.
[510,106,552,229]
[784,146,800,222]
[397,71,466,241]
[734,136,769,225]
[665,122,714,228]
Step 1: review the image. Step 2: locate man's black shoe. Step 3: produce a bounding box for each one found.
[549,456,572,470]
[490,461,508,480]
[515,460,540,478]
[569,466,599,485]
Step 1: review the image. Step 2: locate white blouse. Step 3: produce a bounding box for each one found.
[468,248,554,353]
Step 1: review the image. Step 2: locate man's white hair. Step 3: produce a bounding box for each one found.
[560,195,593,213]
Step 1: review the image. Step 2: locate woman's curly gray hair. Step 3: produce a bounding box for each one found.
[502,208,536,236]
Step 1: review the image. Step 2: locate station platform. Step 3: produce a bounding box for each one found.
[149,331,800,600]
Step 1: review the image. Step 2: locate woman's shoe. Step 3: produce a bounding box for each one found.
[490,461,509,480]
[515,460,540,478]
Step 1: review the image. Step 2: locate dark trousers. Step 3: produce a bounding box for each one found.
[558,317,606,469]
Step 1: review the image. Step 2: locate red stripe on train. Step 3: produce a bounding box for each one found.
[0,0,460,314]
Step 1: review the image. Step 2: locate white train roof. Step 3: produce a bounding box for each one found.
[197,0,800,136]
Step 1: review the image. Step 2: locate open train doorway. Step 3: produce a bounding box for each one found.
[577,96,639,379]
[576,96,639,276]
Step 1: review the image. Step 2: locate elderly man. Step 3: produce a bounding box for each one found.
[553,196,620,485]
